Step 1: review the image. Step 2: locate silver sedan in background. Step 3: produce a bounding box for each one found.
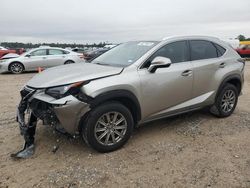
[0,47,85,74]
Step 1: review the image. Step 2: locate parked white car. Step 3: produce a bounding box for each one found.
[0,47,85,74]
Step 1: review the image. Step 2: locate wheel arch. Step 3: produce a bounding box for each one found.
[64,60,75,64]
[8,61,25,71]
[217,74,242,97]
[79,90,141,132]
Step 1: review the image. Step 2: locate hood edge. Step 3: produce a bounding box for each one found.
[27,68,124,89]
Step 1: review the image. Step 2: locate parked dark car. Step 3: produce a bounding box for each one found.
[83,48,109,61]
[72,48,86,54]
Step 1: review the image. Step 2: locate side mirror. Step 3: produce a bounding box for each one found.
[26,54,31,58]
[148,56,172,73]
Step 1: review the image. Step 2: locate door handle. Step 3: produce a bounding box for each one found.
[42,57,47,59]
[182,70,192,77]
[219,62,226,68]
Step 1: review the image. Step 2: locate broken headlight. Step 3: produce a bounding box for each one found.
[45,81,90,100]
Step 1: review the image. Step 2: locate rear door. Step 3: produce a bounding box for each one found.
[189,40,226,102]
[138,40,193,119]
[46,49,67,67]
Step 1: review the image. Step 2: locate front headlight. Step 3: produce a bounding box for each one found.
[0,59,7,63]
[45,81,89,99]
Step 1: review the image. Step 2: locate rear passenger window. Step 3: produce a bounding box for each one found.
[190,40,218,61]
[49,49,64,55]
[213,43,226,57]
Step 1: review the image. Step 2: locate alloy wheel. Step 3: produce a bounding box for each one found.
[221,90,236,113]
[94,112,127,146]
[10,63,23,74]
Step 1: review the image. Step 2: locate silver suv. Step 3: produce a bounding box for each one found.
[14,36,245,158]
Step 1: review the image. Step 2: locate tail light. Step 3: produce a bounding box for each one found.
[237,58,246,72]
[237,58,246,63]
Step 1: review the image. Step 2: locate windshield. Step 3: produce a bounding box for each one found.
[92,41,159,67]
[21,49,34,56]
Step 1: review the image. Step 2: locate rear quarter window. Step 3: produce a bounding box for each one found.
[213,43,226,57]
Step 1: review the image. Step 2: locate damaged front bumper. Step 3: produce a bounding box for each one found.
[17,86,90,135]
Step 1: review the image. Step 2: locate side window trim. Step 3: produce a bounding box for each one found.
[186,40,192,62]
[211,42,220,57]
[140,40,190,69]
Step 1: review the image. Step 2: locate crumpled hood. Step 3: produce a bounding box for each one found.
[27,63,123,88]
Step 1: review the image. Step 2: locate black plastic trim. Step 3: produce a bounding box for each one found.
[89,90,141,122]
[216,74,242,97]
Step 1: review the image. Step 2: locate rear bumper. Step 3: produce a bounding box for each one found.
[17,87,90,135]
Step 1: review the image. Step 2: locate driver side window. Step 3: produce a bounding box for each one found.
[143,41,189,68]
[30,49,47,56]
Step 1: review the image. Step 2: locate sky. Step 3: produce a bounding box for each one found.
[1,0,250,44]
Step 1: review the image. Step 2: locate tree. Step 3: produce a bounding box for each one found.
[237,35,246,41]
[0,41,112,49]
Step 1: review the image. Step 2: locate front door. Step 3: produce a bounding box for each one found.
[138,40,193,120]
[24,49,48,70]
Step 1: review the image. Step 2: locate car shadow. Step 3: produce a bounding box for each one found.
[135,108,212,133]
[38,108,213,155]
[1,71,38,75]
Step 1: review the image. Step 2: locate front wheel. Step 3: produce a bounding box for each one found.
[9,62,24,74]
[210,83,238,117]
[82,102,134,152]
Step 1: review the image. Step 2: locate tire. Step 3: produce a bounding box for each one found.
[82,102,134,152]
[64,60,75,64]
[210,83,238,118]
[9,62,24,74]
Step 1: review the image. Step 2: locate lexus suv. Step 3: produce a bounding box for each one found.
[15,36,245,158]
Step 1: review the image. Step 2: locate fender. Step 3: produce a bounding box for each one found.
[216,74,242,98]
[89,89,142,122]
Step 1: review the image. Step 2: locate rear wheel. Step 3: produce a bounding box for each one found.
[64,60,75,64]
[210,83,238,117]
[82,102,134,152]
[9,62,24,74]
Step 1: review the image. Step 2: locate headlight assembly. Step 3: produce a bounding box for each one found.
[45,81,89,100]
[0,59,7,63]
